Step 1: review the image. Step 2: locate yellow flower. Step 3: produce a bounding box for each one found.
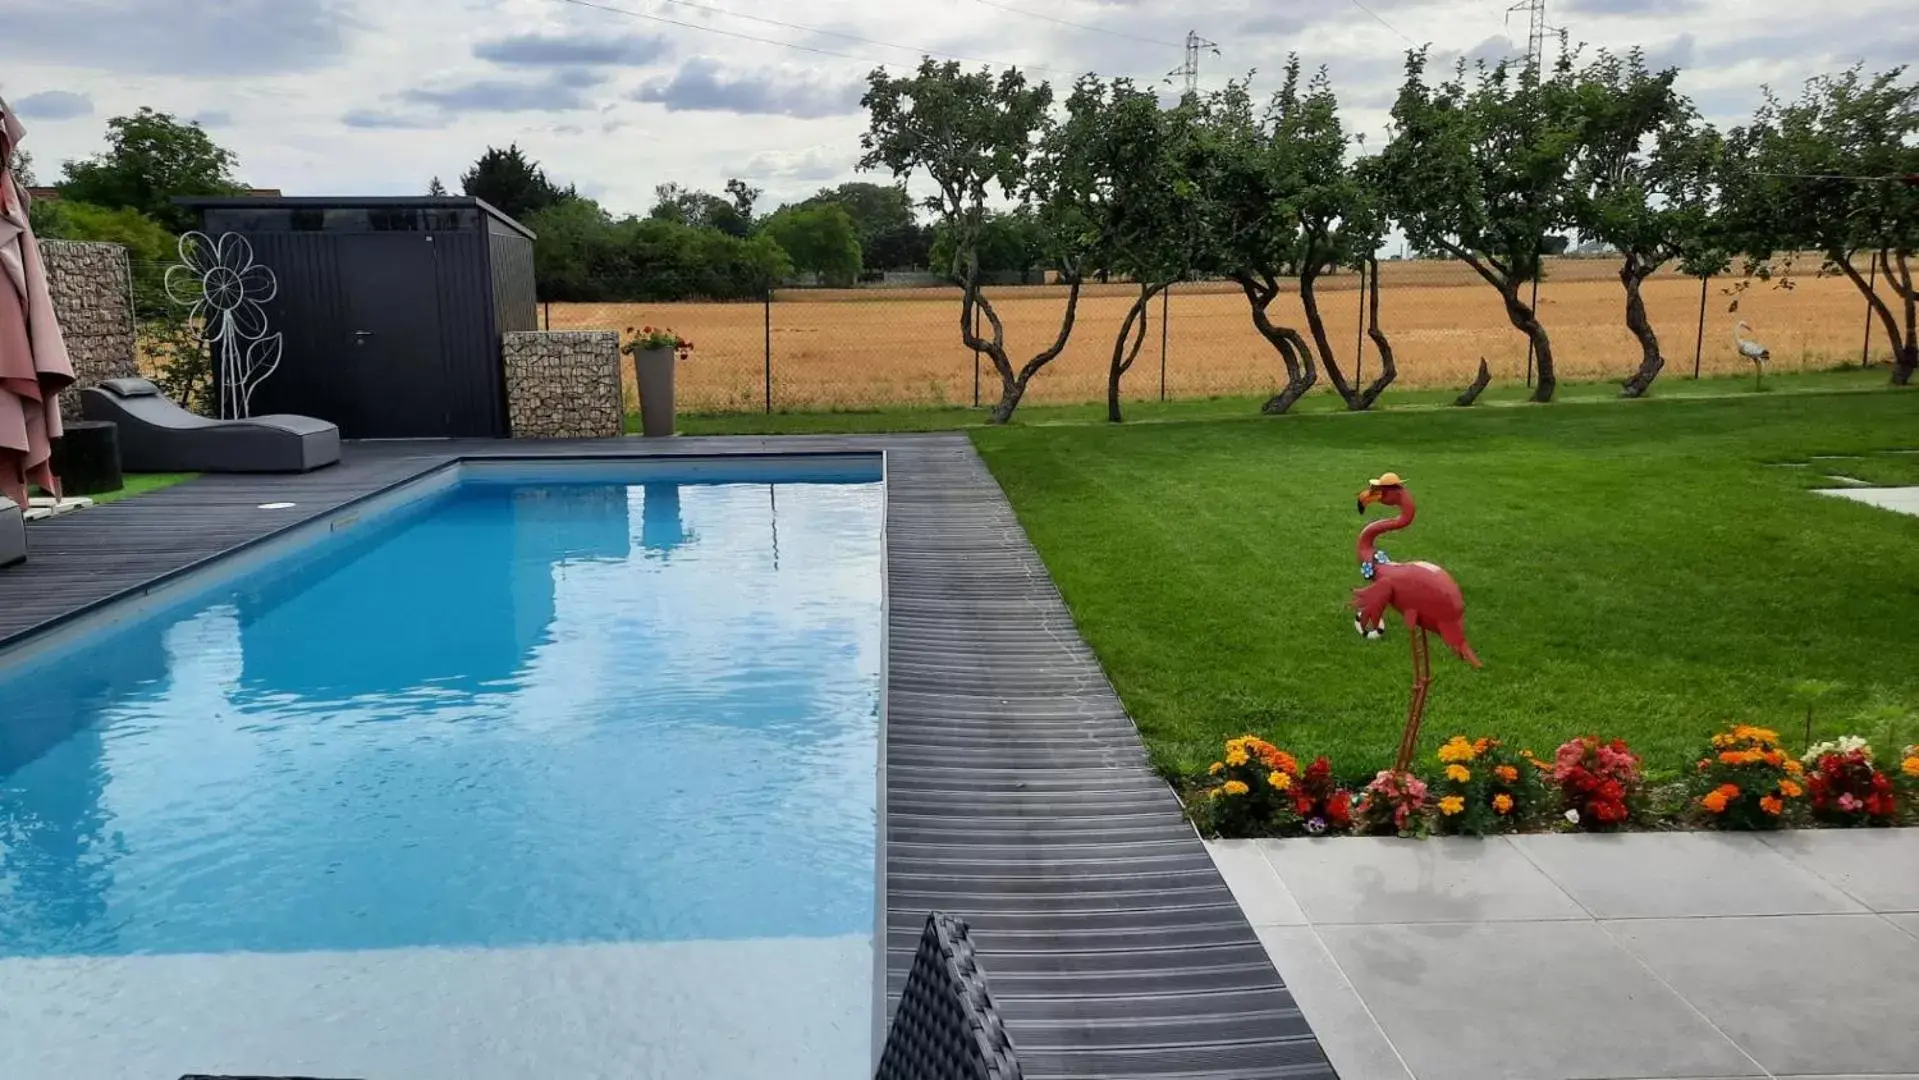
[1711,733,1734,749]
[1492,793,1514,814]
[1225,746,1250,767]
[1445,764,1472,783]
[1732,725,1779,744]
[1438,736,1477,763]
[1438,795,1466,816]
[1494,765,1519,783]
[1209,761,1225,775]
[1902,756,1919,779]
[1222,780,1250,796]
[1267,770,1292,791]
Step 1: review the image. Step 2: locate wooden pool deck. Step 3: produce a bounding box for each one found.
[0,435,1335,1080]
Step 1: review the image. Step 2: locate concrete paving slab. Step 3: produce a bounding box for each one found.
[1818,485,1919,516]
[1252,926,1413,1080]
[1256,837,1586,924]
[1315,921,1758,1080]
[1510,832,1866,918]
[1760,829,1919,912]
[1608,914,1919,1076]
[1207,840,1307,927]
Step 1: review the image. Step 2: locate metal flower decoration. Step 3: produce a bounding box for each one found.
[165,231,283,419]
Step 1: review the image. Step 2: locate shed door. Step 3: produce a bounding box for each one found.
[337,234,449,437]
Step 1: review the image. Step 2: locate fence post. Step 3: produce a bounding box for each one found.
[1861,254,1878,368]
[1692,273,1708,379]
[542,301,550,330]
[762,286,772,414]
[1158,284,1170,402]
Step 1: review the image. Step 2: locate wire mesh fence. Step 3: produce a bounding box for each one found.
[547,256,1895,415]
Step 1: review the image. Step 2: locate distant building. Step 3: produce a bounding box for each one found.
[25,186,282,204]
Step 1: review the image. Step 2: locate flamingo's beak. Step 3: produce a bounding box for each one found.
[1357,486,1381,513]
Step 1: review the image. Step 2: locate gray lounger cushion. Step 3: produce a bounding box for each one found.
[81,378,340,474]
[0,503,23,568]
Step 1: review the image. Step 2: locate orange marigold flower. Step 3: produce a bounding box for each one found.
[1701,790,1730,813]
[1784,760,1805,776]
[1759,795,1783,816]
[1208,762,1225,776]
[1762,749,1784,766]
[1777,779,1802,798]
[1495,765,1519,783]
[1444,764,1471,783]
[1902,756,1919,779]
[1718,751,1747,766]
[1473,737,1492,755]
[1492,793,1514,814]
[1222,780,1250,796]
[1716,783,1740,798]
[1438,795,1465,816]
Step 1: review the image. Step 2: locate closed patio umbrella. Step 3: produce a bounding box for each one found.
[0,96,74,510]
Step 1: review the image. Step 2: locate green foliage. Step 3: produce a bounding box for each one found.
[794,182,930,270]
[1376,49,1584,400]
[926,210,1048,280]
[459,144,574,223]
[649,181,753,238]
[760,203,863,286]
[56,108,241,231]
[30,199,178,316]
[859,58,1054,280]
[426,176,448,196]
[524,196,790,302]
[1725,65,1919,381]
[143,314,214,414]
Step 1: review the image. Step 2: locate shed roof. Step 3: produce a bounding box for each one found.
[171,195,536,240]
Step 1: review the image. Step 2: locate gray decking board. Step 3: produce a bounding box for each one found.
[0,434,1336,1080]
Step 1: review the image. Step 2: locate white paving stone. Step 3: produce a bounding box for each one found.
[1818,485,1919,516]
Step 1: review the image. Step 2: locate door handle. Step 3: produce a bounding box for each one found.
[353,330,373,345]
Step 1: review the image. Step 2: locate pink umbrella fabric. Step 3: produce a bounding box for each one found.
[0,96,75,510]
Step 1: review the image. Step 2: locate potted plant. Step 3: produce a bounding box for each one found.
[621,326,693,437]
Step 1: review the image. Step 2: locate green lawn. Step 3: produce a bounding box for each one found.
[91,473,196,503]
[969,387,1919,782]
[673,366,1889,436]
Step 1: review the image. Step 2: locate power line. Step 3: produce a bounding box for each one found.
[967,0,1183,48]
[1345,0,1418,47]
[548,0,1097,79]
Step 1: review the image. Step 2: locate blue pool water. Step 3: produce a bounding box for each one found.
[0,463,884,958]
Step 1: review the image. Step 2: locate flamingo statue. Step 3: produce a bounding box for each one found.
[1733,321,1770,390]
[1353,472,1482,772]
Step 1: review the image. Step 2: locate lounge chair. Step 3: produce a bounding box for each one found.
[80,378,340,473]
[1,502,23,567]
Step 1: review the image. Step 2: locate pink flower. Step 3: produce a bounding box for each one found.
[1837,792,1861,812]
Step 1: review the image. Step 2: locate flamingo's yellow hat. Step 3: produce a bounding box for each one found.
[1369,472,1404,487]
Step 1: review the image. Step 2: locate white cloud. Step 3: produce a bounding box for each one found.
[2,0,1906,219]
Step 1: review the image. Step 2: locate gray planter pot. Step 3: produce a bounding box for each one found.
[633,346,677,437]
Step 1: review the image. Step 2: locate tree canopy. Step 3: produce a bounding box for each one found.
[760,203,863,286]
[460,144,574,224]
[57,108,241,232]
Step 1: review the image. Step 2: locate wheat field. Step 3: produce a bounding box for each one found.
[548,257,1890,413]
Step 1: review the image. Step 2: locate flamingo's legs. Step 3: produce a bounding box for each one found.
[1393,626,1432,773]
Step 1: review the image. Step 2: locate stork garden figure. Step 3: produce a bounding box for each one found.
[1733,320,1771,391]
[1353,473,1482,772]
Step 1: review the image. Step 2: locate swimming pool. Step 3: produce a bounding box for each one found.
[0,457,885,1079]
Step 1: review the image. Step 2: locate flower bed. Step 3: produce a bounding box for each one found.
[1188,725,1918,839]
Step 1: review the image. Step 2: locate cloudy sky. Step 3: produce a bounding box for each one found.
[1,0,1907,220]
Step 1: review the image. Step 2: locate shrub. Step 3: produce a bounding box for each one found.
[1199,735,1302,837]
[1289,756,1355,835]
[1692,725,1804,829]
[1551,736,1644,830]
[1430,735,1551,835]
[1354,770,1429,838]
[1803,737,1898,825]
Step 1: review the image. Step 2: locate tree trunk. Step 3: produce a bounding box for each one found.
[1299,267,1358,409]
[1838,248,1910,385]
[1354,259,1399,411]
[1234,273,1317,415]
[1454,358,1492,406]
[1893,250,1917,386]
[1501,279,1557,402]
[964,270,1084,424]
[1107,282,1163,423]
[1618,255,1665,399]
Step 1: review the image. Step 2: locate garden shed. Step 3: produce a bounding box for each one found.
[175,196,537,439]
